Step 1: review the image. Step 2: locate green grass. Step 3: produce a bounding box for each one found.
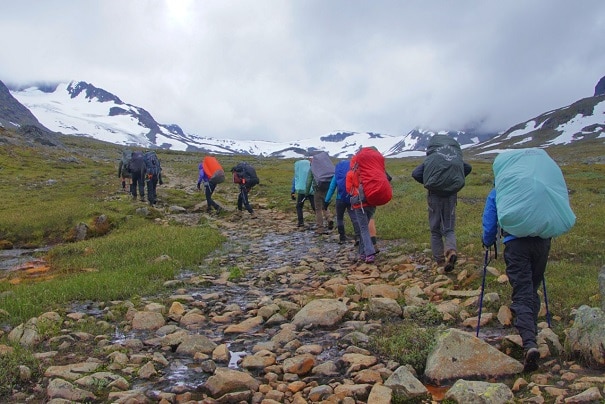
[0,132,603,329]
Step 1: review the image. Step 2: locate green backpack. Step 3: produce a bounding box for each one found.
[422,135,465,195]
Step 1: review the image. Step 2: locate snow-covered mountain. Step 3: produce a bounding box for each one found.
[473,95,605,155]
[3,79,604,158]
[4,80,492,158]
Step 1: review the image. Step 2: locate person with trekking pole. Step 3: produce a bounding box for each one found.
[481,148,575,373]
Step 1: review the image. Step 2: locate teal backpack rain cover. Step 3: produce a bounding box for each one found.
[493,148,576,238]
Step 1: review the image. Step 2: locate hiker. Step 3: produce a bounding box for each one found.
[198,156,225,214]
[231,162,259,217]
[412,135,472,272]
[144,151,163,206]
[482,148,575,373]
[129,150,147,202]
[291,159,316,227]
[306,151,335,234]
[346,147,392,263]
[118,149,132,193]
[325,160,359,244]
[367,170,392,251]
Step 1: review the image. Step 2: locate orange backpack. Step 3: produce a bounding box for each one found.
[202,156,225,185]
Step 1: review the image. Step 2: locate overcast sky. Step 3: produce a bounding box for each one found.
[1,1,604,142]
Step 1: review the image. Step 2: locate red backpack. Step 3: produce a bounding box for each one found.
[351,147,392,206]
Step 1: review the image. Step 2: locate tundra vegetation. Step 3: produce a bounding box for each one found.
[0,131,603,397]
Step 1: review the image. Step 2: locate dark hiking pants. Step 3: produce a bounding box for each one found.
[205,183,220,211]
[504,237,552,350]
[238,185,253,213]
[147,176,158,205]
[335,199,359,240]
[427,193,457,262]
[296,193,316,225]
[131,172,145,199]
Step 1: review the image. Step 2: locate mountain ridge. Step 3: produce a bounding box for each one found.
[2,79,604,158]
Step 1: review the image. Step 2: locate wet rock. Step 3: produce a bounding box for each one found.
[444,379,514,403]
[384,365,429,400]
[131,311,165,330]
[367,383,393,404]
[175,334,217,355]
[564,386,603,403]
[224,315,264,333]
[367,297,403,318]
[565,305,605,368]
[425,328,523,385]
[46,378,97,402]
[44,361,103,381]
[202,368,260,397]
[74,372,129,390]
[291,298,348,328]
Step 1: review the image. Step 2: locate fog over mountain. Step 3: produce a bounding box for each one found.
[2,79,604,158]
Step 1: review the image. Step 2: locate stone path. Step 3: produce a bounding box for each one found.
[3,181,604,403]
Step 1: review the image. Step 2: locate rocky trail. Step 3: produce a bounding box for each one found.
[2,172,604,403]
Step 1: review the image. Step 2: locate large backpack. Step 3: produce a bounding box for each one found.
[334,160,351,203]
[121,149,132,166]
[494,148,575,238]
[143,151,162,177]
[203,156,225,186]
[293,160,312,194]
[232,162,259,188]
[129,151,145,173]
[310,151,335,192]
[120,149,132,177]
[422,135,465,195]
[350,147,392,206]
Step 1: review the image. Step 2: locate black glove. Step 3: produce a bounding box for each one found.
[291,193,296,200]
[159,179,163,185]
[197,182,201,190]
[323,201,330,210]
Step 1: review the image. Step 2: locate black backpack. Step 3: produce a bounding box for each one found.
[422,135,465,195]
[144,151,162,177]
[232,162,259,188]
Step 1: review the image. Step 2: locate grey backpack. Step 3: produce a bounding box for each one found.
[422,135,465,195]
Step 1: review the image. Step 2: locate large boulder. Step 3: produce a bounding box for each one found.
[291,299,348,329]
[424,328,523,385]
[565,305,605,368]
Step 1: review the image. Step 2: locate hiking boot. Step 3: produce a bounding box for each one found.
[297,221,304,228]
[365,254,375,264]
[523,347,540,372]
[338,235,347,244]
[327,220,334,230]
[359,254,366,262]
[444,249,457,273]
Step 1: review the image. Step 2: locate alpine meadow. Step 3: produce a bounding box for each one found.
[0,126,604,402]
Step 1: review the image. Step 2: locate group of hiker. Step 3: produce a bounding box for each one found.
[118,149,163,206]
[118,151,259,216]
[289,135,576,373]
[118,136,577,373]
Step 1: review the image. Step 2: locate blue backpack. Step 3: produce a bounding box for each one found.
[144,151,162,177]
[494,148,575,238]
[334,160,351,203]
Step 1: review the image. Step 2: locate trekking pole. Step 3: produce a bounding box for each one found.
[476,247,491,337]
[542,277,552,328]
